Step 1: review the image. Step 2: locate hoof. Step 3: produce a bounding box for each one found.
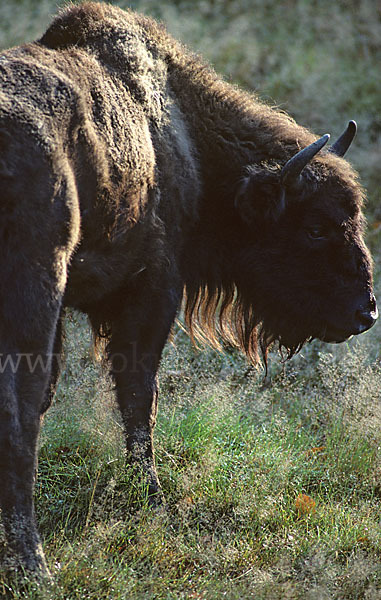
[2,542,52,584]
[147,486,165,508]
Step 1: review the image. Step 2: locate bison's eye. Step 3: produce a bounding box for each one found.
[307,226,327,241]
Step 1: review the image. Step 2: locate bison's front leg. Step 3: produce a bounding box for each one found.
[104,287,180,503]
[112,354,161,501]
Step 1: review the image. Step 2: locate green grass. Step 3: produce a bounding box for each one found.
[0,1,381,598]
[2,315,380,599]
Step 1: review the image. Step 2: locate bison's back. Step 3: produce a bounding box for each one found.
[40,2,169,121]
[38,2,200,220]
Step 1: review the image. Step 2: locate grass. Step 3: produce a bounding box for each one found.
[0,1,380,598]
[2,315,380,599]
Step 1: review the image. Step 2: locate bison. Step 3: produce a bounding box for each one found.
[0,1,377,578]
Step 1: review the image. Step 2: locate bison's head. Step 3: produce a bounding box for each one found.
[234,121,377,357]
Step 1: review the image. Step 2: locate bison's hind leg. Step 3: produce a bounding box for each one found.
[0,306,66,580]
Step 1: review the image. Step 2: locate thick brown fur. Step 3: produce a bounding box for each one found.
[39,2,368,362]
[0,2,376,578]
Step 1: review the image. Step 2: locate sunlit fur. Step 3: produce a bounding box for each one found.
[0,2,374,577]
[40,2,368,365]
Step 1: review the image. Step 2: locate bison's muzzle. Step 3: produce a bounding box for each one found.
[321,293,378,343]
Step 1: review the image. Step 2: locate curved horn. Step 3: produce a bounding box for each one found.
[329,120,357,157]
[280,134,330,186]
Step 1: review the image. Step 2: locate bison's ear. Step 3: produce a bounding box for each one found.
[234,169,285,225]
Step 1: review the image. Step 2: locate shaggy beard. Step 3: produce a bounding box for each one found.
[184,280,312,368]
